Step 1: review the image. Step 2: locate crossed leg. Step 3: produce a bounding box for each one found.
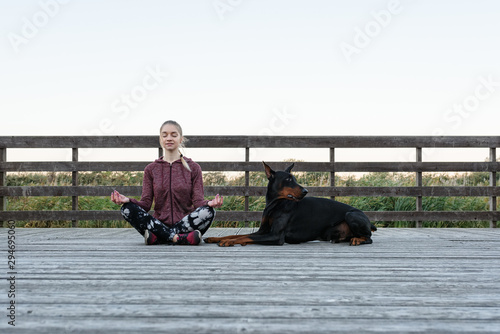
[121,202,215,244]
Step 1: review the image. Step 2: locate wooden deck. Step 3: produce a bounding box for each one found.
[1,228,500,333]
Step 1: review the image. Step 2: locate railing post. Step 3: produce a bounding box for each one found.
[72,148,78,227]
[416,147,423,228]
[490,147,497,228]
[0,147,6,228]
[244,147,250,227]
[330,148,335,201]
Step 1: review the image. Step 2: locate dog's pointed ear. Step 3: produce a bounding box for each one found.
[263,162,275,179]
[285,163,295,173]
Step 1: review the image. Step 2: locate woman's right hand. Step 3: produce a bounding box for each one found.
[111,190,130,205]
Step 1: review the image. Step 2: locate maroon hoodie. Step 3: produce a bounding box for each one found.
[130,156,209,226]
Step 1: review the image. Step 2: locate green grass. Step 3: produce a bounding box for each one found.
[5,169,496,228]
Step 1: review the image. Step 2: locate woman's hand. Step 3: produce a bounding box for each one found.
[208,193,223,208]
[111,190,130,205]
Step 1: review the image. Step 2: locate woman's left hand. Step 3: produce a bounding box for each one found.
[208,194,224,208]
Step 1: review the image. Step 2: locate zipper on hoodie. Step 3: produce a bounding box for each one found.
[169,163,174,224]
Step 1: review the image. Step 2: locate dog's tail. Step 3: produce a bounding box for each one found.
[371,223,377,232]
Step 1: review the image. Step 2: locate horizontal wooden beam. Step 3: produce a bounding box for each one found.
[0,186,143,197]
[1,210,499,222]
[0,161,150,172]
[1,161,499,172]
[0,210,262,222]
[365,211,500,222]
[1,136,500,149]
[2,186,500,197]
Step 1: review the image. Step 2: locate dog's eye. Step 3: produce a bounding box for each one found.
[286,177,292,182]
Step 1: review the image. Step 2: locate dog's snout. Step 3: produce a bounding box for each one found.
[302,188,308,195]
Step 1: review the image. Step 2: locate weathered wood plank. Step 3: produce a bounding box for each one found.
[1,210,500,222]
[0,186,143,197]
[366,211,500,221]
[2,186,500,197]
[8,318,500,334]
[0,161,151,172]
[1,228,499,334]
[0,210,262,221]
[0,136,161,148]
[1,135,500,148]
[2,161,499,172]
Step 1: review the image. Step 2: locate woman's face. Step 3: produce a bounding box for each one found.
[160,124,182,152]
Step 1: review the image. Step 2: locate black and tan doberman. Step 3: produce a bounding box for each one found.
[204,162,376,247]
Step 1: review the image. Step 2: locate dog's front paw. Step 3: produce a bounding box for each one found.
[203,237,221,244]
[218,239,236,247]
[349,237,371,246]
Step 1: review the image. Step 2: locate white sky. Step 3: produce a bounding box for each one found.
[1,0,499,163]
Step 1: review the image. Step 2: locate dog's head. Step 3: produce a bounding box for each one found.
[263,162,308,201]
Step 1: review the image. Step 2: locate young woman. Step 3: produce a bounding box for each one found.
[110,120,223,245]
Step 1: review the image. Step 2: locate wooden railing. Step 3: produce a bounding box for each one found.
[0,136,499,227]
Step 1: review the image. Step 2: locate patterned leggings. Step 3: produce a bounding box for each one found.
[121,202,215,244]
